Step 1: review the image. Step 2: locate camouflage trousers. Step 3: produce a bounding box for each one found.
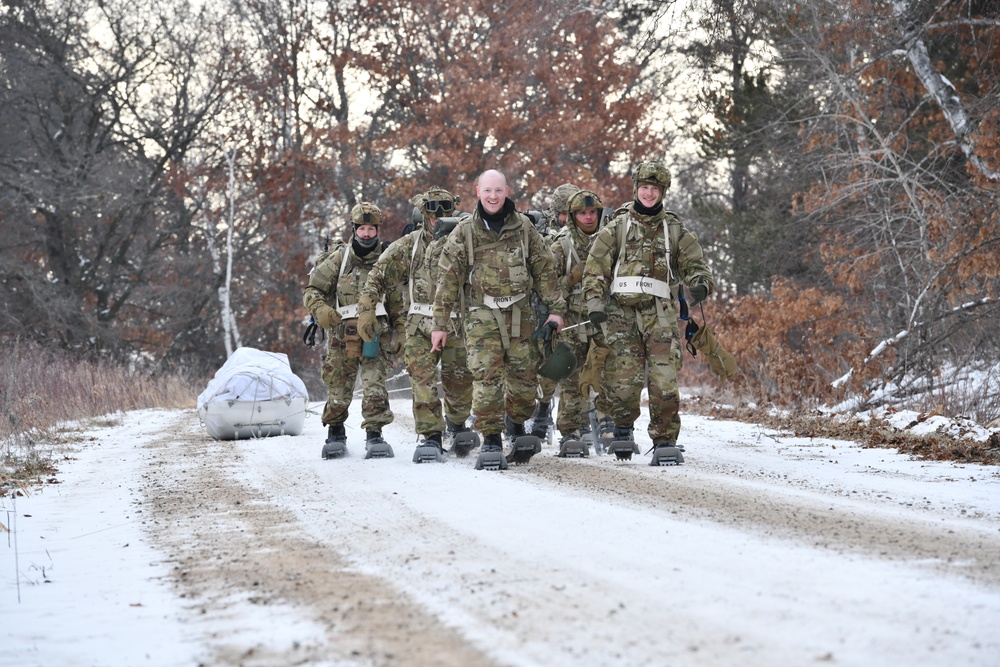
[321,330,393,433]
[405,315,473,437]
[463,307,540,436]
[596,307,683,445]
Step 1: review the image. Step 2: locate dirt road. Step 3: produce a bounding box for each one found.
[140,404,1000,666]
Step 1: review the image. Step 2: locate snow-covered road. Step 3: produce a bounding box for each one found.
[4,399,999,666]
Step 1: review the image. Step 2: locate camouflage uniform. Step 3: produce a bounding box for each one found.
[548,190,604,437]
[303,206,401,436]
[531,183,580,430]
[434,199,565,437]
[581,163,714,447]
[359,188,473,440]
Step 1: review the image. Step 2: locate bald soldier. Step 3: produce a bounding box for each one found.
[431,170,566,468]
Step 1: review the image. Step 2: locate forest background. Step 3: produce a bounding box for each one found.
[1,0,998,442]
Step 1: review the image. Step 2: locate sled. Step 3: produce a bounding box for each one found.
[197,348,309,440]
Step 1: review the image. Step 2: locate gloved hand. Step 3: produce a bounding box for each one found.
[689,283,709,308]
[578,340,611,397]
[586,297,607,326]
[315,305,341,330]
[357,295,379,342]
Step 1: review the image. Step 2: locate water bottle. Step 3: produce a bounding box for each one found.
[361,334,380,359]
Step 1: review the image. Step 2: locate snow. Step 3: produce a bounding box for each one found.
[2,398,999,667]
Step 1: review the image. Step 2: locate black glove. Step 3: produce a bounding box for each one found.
[689,284,709,308]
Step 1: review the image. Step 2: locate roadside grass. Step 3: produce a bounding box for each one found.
[685,398,1000,466]
[1,340,202,496]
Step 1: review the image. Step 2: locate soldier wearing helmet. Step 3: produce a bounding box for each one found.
[539,189,616,454]
[356,187,478,460]
[547,183,581,232]
[521,181,581,442]
[581,160,715,462]
[303,201,403,459]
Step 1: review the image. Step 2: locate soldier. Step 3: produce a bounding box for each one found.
[582,161,715,464]
[303,202,403,460]
[356,187,477,461]
[431,169,566,468]
[547,189,610,454]
[525,182,580,442]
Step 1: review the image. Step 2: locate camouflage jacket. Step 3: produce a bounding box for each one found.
[433,201,565,331]
[361,218,455,333]
[582,204,714,325]
[303,241,402,333]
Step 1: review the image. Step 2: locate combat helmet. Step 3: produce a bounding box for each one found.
[351,202,382,226]
[567,190,604,214]
[420,186,458,218]
[538,340,578,381]
[631,161,671,190]
[351,202,381,250]
[551,183,581,214]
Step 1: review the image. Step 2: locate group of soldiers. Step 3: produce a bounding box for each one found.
[301,160,715,468]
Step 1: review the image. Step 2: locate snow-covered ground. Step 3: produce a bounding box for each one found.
[2,397,999,667]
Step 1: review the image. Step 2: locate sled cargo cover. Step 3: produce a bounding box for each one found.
[197,347,309,440]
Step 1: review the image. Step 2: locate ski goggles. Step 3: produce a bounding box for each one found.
[424,199,455,215]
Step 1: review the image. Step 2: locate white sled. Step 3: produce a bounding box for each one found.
[197,348,309,440]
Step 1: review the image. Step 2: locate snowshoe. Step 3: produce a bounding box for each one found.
[506,434,542,465]
[475,434,508,471]
[322,425,348,459]
[321,439,347,459]
[649,443,684,466]
[413,434,445,463]
[556,432,590,458]
[364,431,395,459]
[450,430,481,458]
[607,426,639,461]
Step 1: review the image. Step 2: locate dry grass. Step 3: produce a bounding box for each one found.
[1,339,203,494]
[685,397,1000,466]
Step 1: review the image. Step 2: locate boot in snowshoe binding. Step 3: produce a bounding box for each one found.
[475,433,508,471]
[595,414,616,456]
[413,433,445,463]
[322,424,348,459]
[364,431,394,459]
[446,417,480,458]
[649,442,684,466]
[556,431,590,458]
[607,425,639,461]
[528,401,554,444]
[503,421,541,464]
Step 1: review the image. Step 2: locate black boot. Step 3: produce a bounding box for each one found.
[326,423,346,443]
[364,430,394,459]
[421,432,443,450]
[322,424,347,459]
[531,401,552,439]
[482,433,503,452]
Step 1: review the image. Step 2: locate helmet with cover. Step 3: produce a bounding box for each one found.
[551,183,581,214]
[351,202,382,226]
[567,189,604,234]
[420,187,458,219]
[631,161,670,205]
[351,202,381,250]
